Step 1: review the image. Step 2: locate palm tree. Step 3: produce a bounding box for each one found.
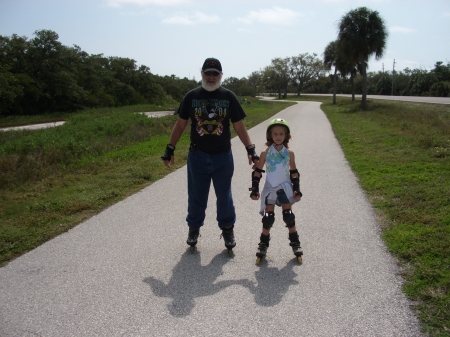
[323,41,338,104]
[337,7,388,109]
[337,59,367,102]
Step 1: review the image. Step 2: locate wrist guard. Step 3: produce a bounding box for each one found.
[290,169,302,197]
[161,144,175,161]
[246,144,260,163]
[249,168,265,197]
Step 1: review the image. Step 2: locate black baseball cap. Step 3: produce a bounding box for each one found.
[202,58,222,73]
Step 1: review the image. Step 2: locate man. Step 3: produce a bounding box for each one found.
[161,57,259,254]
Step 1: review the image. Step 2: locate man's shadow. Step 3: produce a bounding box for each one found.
[143,250,253,317]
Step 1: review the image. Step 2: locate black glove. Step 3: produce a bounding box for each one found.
[290,169,303,197]
[161,144,175,161]
[246,144,259,163]
[249,169,264,197]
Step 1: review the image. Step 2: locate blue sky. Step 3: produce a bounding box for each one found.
[1,0,449,81]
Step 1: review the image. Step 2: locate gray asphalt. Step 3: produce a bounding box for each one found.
[0,102,425,336]
[295,93,450,105]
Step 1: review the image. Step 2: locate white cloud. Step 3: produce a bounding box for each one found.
[162,15,194,25]
[236,6,302,26]
[389,26,416,33]
[106,0,189,7]
[162,11,221,25]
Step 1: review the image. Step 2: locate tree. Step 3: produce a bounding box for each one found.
[337,7,388,109]
[323,41,339,104]
[290,53,327,96]
[338,58,366,101]
[247,71,262,96]
[431,61,450,82]
[0,64,23,114]
[270,57,291,98]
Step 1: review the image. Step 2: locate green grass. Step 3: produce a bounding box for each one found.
[288,95,450,336]
[0,97,294,264]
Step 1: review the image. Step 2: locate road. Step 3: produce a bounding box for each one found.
[0,102,425,336]
[290,93,450,105]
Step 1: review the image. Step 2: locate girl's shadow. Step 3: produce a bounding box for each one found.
[246,260,299,307]
[143,251,253,317]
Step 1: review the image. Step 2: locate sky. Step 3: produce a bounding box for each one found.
[1,0,449,82]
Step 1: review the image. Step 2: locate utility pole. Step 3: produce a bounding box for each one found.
[391,59,396,96]
[382,63,384,73]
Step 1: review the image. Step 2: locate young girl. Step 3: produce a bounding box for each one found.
[249,118,303,264]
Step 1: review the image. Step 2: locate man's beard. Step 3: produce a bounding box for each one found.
[202,76,222,92]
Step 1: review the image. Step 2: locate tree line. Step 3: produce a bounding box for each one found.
[1,10,449,116]
[0,30,198,115]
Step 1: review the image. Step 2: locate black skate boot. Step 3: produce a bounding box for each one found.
[187,229,200,253]
[256,234,270,265]
[289,232,303,264]
[220,226,236,255]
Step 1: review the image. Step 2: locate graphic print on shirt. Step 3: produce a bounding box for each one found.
[265,145,290,187]
[266,146,289,176]
[192,99,229,136]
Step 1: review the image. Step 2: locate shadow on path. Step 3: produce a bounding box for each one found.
[144,251,301,316]
[246,260,300,307]
[143,251,253,317]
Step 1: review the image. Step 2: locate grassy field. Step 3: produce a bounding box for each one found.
[1,94,449,335]
[289,95,450,337]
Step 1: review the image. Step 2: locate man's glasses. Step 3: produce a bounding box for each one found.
[203,71,220,77]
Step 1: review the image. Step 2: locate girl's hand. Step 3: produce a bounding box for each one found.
[250,193,260,200]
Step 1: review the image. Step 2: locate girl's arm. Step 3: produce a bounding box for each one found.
[254,150,267,175]
[289,151,302,199]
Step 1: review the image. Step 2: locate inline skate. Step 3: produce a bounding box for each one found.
[186,229,200,253]
[220,226,236,255]
[255,234,270,265]
[289,232,303,264]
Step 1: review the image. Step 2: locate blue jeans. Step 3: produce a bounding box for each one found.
[186,148,236,230]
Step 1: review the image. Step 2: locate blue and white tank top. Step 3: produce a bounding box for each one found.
[265,144,290,187]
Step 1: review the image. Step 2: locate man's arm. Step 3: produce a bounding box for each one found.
[232,120,252,147]
[233,120,259,165]
[169,117,188,146]
[161,117,188,168]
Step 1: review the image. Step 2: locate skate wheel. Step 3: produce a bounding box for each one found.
[227,249,233,256]
[297,256,302,264]
[256,257,261,265]
[190,246,196,254]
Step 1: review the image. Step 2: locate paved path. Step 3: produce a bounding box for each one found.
[0,121,66,131]
[0,112,175,132]
[0,102,425,336]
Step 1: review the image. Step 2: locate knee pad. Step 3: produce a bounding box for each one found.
[283,209,296,228]
[262,212,275,229]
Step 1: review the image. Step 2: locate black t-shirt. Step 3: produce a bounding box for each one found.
[178,86,246,154]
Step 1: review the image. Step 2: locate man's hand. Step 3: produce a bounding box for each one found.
[246,144,259,165]
[250,192,260,200]
[161,144,175,168]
